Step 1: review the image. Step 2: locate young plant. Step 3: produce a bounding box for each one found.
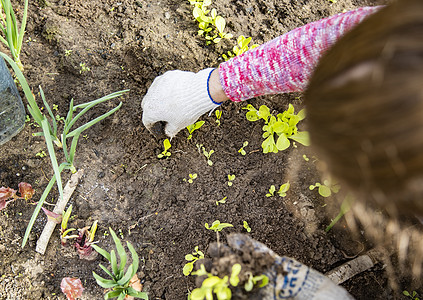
[227,174,235,186]
[184,173,198,184]
[222,35,259,61]
[403,290,420,300]
[309,179,340,198]
[197,144,214,166]
[266,182,290,197]
[92,228,148,299]
[215,110,222,126]
[183,246,205,276]
[215,196,227,206]
[243,104,309,153]
[244,272,269,292]
[187,120,205,140]
[0,0,29,70]
[75,220,99,260]
[60,205,78,246]
[0,182,34,210]
[190,263,241,300]
[238,141,248,156]
[243,221,251,233]
[157,139,171,158]
[205,220,233,246]
[325,193,353,232]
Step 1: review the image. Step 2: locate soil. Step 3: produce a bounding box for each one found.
[0,0,420,299]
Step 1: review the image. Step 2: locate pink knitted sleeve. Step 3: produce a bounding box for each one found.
[219,6,382,102]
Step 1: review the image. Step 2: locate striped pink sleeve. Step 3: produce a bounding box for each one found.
[219,6,382,102]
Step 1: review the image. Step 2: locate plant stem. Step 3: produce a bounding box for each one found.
[35,169,84,254]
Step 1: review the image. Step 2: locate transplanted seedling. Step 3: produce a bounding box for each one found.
[238,141,248,156]
[243,104,309,153]
[59,205,79,246]
[243,221,251,233]
[157,139,171,158]
[222,35,259,61]
[190,263,241,300]
[244,272,269,292]
[215,110,222,126]
[227,174,235,186]
[183,173,198,183]
[186,120,205,140]
[215,196,227,206]
[92,228,148,299]
[266,182,290,197]
[183,246,205,276]
[205,220,233,246]
[309,179,340,198]
[197,144,214,166]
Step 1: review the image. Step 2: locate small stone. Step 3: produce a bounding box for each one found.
[165,12,171,19]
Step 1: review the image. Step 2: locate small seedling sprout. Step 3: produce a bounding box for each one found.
[157,139,172,158]
[309,179,340,198]
[227,174,235,186]
[216,196,227,205]
[277,181,290,197]
[186,121,205,140]
[215,110,222,126]
[197,144,214,166]
[244,272,269,292]
[60,205,78,246]
[238,141,248,156]
[243,221,251,233]
[403,290,420,300]
[205,220,233,246]
[266,185,276,197]
[183,246,205,276]
[185,173,198,183]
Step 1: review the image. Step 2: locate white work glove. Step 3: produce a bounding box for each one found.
[141,68,220,138]
[197,234,354,300]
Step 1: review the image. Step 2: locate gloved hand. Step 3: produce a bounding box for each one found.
[195,234,354,300]
[141,68,220,138]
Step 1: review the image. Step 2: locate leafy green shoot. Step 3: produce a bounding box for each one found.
[60,205,78,246]
[266,185,276,197]
[403,290,420,300]
[183,173,198,184]
[243,104,309,153]
[266,182,290,197]
[243,221,251,233]
[187,121,205,140]
[325,193,353,232]
[205,220,233,233]
[92,228,148,299]
[238,141,248,156]
[309,179,340,198]
[227,174,235,186]
[244,272,269,292]
[215,110,222,126]
[197,144,214,166]
[216,196,227,206]
[157,139,171,158]
[223,35,259,61]
[183,246,205,276]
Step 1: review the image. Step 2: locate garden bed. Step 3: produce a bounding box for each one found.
[1,0,417,299]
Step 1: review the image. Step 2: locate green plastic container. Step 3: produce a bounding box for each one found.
[0,57,25,145]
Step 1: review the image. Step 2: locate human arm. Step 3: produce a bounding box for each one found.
[142,6,381,137]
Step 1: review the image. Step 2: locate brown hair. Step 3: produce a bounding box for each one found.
[305,0,423,216]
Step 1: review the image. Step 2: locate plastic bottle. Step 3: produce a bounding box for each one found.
[0,57,25,146]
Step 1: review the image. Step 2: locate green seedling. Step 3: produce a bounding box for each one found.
[184,173,198,183]
[36,150,47,158]
[215,110,222,126]
[79,62,90,74]
[64,49,72,57]
[309,179,340,198]
[325,193,353,232]
[190,264,241,300]
[302,154,309,161]
[238,141,248,156]
[205,220,233,246]
[197,144,214,166]
[227,174,235,186]
[244,272,269,292]
[183,246,205,276]
[243,221,251,233]
[216,196,227,205]
[187,121,205,140]
[0,0,28,70]
[243,104,309,153]
[403,290,420,300]
[92,228,148,299]
[222,35,259,61]
[266,182,290,197]
[157,139,171,158]
[60,205,79,246]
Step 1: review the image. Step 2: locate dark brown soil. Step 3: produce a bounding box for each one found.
[0,0,420,299]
